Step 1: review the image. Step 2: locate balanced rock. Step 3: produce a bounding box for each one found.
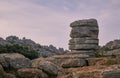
[69,19,99,57]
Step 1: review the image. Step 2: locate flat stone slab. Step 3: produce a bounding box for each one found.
[69,44,99,50]
[66,51,95,57]
[52,54,89,59]
[69,38,98,44]
[70,19,98,27]
[70,26,99,38]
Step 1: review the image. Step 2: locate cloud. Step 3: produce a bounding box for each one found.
[0,0,120,49]
[0,0,75,49]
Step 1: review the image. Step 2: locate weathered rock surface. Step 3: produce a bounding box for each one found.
[70,19,98,27]
[97,39,120,56]
[67,50,95,56]
[32,54,88,68]
[17,68,48,78]
[87,57,120,66]
[69,44,99,50]
[69,19,99,57]
[104,49,120,56]
[69,38,98,44]
[104,39,120,50]
[70,26,99,38]
[57,65,120,78]
[0,53,31,70]
[5,73,16,78]
[32,60,61,76]
[61,58,86,68]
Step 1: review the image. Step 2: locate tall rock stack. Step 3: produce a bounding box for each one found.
[69,19,99,57]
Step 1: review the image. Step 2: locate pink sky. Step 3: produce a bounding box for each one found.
[0,0,120,49]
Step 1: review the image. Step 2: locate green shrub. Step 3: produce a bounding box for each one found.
[104,59,118,65]
[0,69,5,78]
[0,44,39,60]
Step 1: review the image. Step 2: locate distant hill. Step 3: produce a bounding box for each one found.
[0,36,66,59]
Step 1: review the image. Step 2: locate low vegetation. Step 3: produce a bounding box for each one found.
[0,44,39,59]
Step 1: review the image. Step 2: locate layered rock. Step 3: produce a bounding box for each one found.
[69,19,99,56]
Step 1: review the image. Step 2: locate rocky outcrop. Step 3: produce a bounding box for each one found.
[32,55,88,68]
[32,60,62,76]
[97,39,120,56]
[69,19,99,57]
[102,49,120,56]
[0,53,119,78]
[61,58,87,68]
[17,68,48,78]
[52,54,88,68]
[57,65,120,78]
[0,36,65,57]
[0,19,120,78]
[0,53,31,70]
[0,37,8,45]
[104,39,120,50]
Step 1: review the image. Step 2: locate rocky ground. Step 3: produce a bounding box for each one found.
[0,53,120,78]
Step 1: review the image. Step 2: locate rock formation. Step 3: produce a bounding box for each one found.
[97,39,120,56]
[0,36,65,57]
[0,19,120,78]
[0,53,31,70]
[69,19,99,57]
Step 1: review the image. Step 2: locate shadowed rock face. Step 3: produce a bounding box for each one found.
[69,19,99,57]
[0,53,31,70]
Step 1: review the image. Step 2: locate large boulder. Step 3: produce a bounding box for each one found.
[32,54,88,68]
[0,53,31,70]
[61,58,86,68]
[17,68,48,78]
[32,60,61,76]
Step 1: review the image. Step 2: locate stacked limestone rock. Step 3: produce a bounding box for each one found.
[69,19,99,57]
